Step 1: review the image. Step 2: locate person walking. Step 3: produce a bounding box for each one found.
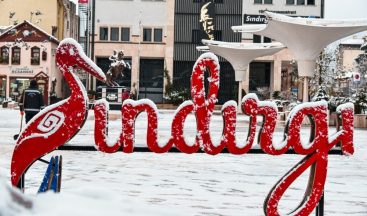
[19,80,45,123]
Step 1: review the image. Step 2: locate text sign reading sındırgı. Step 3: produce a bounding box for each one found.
[11,38,355,216]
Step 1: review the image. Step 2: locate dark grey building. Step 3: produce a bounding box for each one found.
[173,0,242,104]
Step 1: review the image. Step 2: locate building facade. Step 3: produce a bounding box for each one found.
[0,21,61,105]
[173,0,242,104]
[93,0,174,103]
[334,37,366,96]
[0,0,78,40]
[242,0,323,99]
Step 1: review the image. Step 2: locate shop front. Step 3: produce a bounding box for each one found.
[0,75,6,104]
[8,72,49,105]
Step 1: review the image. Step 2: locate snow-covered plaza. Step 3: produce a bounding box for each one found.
[0,108,366,215]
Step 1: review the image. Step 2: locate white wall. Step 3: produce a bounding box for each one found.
[96,0,167,36]
[242,0,322,40]
[243,0,321,17]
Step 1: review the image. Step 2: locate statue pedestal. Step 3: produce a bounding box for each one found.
[99,86,127,110]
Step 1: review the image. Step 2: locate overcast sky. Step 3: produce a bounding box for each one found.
[325,0,367,19]
[72,0,367,19]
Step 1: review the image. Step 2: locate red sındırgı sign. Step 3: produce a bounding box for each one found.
[11,38,354,216]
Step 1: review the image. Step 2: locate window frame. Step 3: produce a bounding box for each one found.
[99,27,109,41]
[121,27,130,42]
[154,28,163,43]
[0,46,9,65]
[264,0,272,4]
[110,27,120,41]
[297,0,305,5]
[11,47,21,65]
[254,0,262,4]
[143,28,152,42]
[31,46,41,65]
[286,0,295,5]
[307,0,315,5]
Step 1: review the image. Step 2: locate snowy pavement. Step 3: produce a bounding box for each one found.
[0,108,366,215]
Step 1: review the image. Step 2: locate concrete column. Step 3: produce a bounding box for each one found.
[163,0,175,96]
[242,67,250,94]
[303,77,309,102]
[131,55,140,97]
[272,59,282,92]
[238,81,242,112]
[6,76,9,99]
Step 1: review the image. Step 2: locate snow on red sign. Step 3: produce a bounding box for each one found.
[78,0,88,4]
[11,38,355,216]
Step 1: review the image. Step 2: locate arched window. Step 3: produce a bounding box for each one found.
[11,47,21,65]
[31,47,40,65]
[0,46,9,64]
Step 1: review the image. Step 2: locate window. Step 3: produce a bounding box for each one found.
[254,0,262,3]
[143,28,152,42]
[192,30,201,44]
[194,0,224,2]
[99,27,108,40]
[253,35,272,43]
[307,0,315,5]
[31,47,40,65]
[11,47,21,65]
[214,30,222,41]
[253,34,261,43]
[110,27,119,41]
[286,0,294,4]
[42,51,47,61]
[264,37,272,43]
[297,0,305,5]
[121,27,130,41]
[264,0,272,4]
[154,28,163,42]
[0,46,9,64]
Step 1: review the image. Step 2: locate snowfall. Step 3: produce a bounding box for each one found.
[0,107,366,216]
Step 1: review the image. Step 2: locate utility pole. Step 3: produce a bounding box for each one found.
[90,0,96,90]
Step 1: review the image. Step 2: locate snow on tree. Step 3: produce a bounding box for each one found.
[309,46,342,97]
[351,87,367,114]
[311,85,330,102]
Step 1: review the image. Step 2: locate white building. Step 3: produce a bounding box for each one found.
[242,0,323,99]
[92,0,174,103]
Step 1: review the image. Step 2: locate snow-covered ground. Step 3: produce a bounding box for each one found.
[0,108,366,215]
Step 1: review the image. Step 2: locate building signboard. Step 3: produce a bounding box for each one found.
[11,67,34,74]
[244,14,267,24]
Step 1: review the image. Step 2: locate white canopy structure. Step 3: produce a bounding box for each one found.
[202,39,285,81]
[232,12,367,101]
[201,39,285,108]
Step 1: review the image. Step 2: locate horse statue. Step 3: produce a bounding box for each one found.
[106,50,131,87]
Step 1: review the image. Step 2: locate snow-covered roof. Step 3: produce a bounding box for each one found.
[340,38,364,45]
[0,26,12,35]
[0,20,59,44]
